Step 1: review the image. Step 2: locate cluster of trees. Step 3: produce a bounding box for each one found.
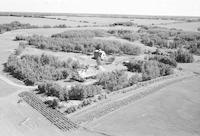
[97,70,129,92]
[5,54,82,85]
[38,82,102,101]
[110,21,136,26]
[142,60,173,81]
[108,30,140,42]
[0,21,39,34]
[174,49,194,63]
[24,34,141,55]
[124,58,174,81]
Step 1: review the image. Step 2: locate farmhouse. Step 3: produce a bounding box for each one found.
[93,49,107,60]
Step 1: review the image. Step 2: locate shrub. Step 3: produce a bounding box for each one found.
[97,70,128,92]
[174,49,194,63]
[69,84,102,100]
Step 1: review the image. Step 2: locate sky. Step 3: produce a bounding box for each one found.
[0,0,200,17]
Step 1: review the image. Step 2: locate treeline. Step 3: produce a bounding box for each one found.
[0,21,76,34]
[0,21,39,34]
[5,53,82,85]
[19,32,141,55]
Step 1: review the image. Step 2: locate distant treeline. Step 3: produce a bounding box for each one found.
[0,21,39,34]
[0,21,77,34]
[1,12,200,21]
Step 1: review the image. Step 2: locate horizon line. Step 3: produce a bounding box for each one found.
[0,10,200,18]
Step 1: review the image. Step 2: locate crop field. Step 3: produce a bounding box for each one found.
[0,12,200,136]
[88,76,200,136]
